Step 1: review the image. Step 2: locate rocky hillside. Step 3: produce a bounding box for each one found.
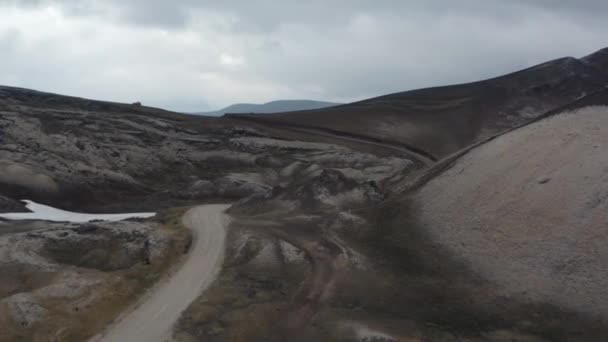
[0,213,191,342]
[0,86,412,213]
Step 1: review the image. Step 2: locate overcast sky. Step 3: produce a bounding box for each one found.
[1,0,607,112]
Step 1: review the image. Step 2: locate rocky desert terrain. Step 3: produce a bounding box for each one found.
[1,47,608,341]
[0,212,191,342]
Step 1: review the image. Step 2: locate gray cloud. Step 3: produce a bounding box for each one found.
[1,1,607,112]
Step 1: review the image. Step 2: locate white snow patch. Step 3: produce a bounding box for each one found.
[0,200,155,223]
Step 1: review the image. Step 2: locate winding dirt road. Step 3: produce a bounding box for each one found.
[90,204,230,342]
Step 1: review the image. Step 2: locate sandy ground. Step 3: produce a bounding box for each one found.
[415,106,608,317]
[90,204,230,342]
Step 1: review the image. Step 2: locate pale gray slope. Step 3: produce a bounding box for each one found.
[415,106,608,317]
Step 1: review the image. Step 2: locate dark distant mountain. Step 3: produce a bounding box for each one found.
[195,100,341,116]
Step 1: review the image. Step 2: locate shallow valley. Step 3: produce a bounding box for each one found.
[1,48,608,341]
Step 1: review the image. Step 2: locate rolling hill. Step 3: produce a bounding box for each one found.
[230,48,608,159]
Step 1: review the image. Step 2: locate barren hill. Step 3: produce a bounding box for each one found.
[230,48,608,159]
[413,104,608,318]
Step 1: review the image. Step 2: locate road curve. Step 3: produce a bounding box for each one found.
[90,204,230,342]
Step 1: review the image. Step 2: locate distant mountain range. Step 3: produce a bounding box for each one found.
[195,100,341,116]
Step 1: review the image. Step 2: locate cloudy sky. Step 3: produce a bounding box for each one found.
[1,0,607,112]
